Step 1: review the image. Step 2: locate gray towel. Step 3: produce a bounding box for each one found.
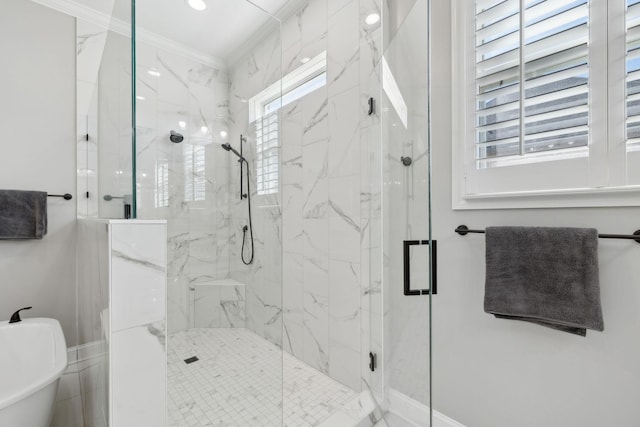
[0,190,48,239]
[484,226,603,336]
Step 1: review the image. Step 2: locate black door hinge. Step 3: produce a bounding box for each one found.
[368,97,375,116]
[369,352,377,372]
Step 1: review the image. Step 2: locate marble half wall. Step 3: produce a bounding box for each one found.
[76,219,167,426]
[109,220,167,427]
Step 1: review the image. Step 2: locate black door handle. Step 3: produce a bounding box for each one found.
[403,240,437,295]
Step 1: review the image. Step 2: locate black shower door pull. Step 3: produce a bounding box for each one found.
[403,240,437,295]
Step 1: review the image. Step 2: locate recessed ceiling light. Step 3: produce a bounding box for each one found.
[147,69,160,77]
[300,57,311,64]
[178,120,187,129]
[201,126,208,134]
[220,130,228,138]
[365,13,380,25]
[187,0,207,11]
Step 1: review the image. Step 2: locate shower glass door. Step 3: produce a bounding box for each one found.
[368,0,433,425]
[133,2,284,425]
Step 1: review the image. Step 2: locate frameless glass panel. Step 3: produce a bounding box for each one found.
[370,0,433,425]
[74,0,134,424]
[77,0,135,219]
[73,0,135,220]
[133,1,284,424]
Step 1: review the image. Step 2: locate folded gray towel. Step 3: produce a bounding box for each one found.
[484,226,604,336]
[0,190,48,239]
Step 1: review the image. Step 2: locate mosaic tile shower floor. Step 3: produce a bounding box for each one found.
[168,328,359,426]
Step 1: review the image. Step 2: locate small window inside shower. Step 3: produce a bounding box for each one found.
[184,143,206,202]
[250,52,327,196]
[256,112,279,195]
[155,160,169,208]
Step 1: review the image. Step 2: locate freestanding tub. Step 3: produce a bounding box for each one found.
[0,318,68,427]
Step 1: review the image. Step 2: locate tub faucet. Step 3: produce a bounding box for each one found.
[9,307,32,323]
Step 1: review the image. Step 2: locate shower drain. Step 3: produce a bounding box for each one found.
[184,356,199,364]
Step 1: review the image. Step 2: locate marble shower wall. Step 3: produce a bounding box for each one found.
[77,17,232,334]
[134,41,231,334]
[228,0,383,392]
[228,27,284,347]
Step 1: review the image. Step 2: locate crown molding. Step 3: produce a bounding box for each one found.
[31,0,226,69]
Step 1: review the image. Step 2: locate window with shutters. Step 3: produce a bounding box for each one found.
[155,159,169,208]
[184,143,206,202]
[627,1,640,152]
[249,52,327,196]
[453,0,640,208]
[256,112,279,195]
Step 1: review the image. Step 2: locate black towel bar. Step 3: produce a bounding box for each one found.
[455,225,640,244]
[48,193,73,200]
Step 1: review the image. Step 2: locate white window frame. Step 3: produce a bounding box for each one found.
[249,51,327,123]
[452,0,640,209]
[184,143,206,202]
[249,51,327,196]
[154,159,169,208]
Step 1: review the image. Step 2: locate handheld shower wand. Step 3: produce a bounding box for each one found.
[221,143,248,164]
[220,136,254,265]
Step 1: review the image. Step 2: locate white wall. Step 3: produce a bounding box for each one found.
[428,1,640,426]
[0,0,77,345]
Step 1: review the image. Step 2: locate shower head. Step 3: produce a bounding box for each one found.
[220,143,248,163]
[169,130,184,143]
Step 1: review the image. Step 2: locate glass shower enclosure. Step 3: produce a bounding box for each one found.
[133,1,286,425]
[78,0,435,424]
[368,0,435,425]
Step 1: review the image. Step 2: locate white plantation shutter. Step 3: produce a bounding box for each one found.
[475,0,521,163]
[475,0,590,168]
[627,0,640,146]
[184,144,206,202]
[256,112,279,195]
[623,0,640,185]
[455,0,640,207]
[154,160,169,208]
[249,54,327,197]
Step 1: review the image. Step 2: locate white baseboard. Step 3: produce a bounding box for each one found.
[387,389,465,427]
[67,340,107,365]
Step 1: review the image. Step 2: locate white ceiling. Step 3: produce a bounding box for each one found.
[134,0,292,61]
[73,0,299,62]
